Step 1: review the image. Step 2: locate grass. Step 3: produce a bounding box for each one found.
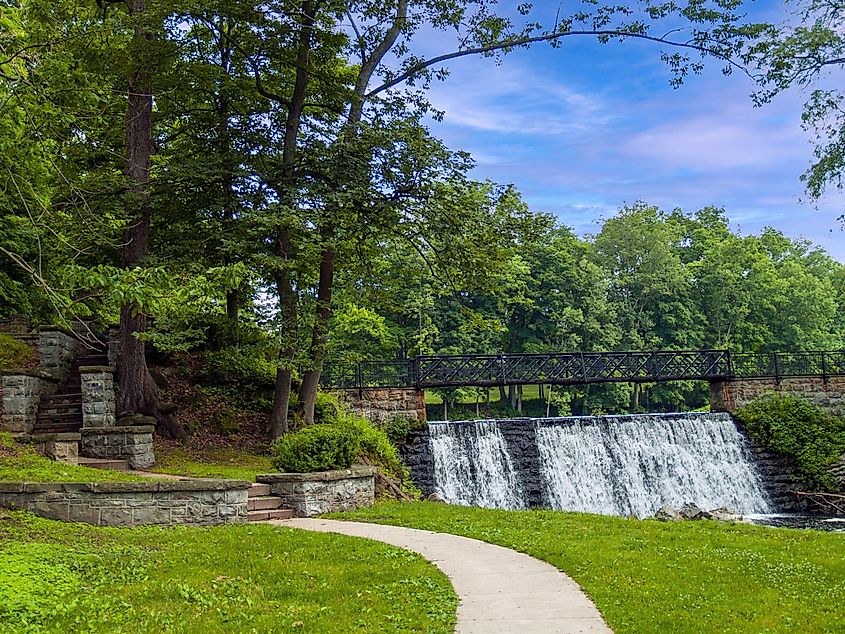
[335,501,845,634]
[0,434,146,482]
[0,510,458,633]
[152,443,274,481]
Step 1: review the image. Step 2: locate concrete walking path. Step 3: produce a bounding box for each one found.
[275,518,612,634]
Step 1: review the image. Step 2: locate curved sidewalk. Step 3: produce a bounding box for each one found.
[276,518,612,634]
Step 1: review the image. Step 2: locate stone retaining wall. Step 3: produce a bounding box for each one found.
[38,327,77,384]
[710,376,845,417]
[256,466,376,517]
[0,480,250,526]
[80,426,155,470]
[335,388,426,424]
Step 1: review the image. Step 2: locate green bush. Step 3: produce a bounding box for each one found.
[198,345,277,391]
[272,423,359,473]
[0,333,34,370]
[735,393,845,492]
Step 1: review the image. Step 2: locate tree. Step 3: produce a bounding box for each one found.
[744,0,845,212]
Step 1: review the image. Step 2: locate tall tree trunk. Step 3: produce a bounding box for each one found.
[298,234,335,424]
[218,22,239,324]
[270,229,297,438]
[499,385,507,401]
[517,384,523,413]
[266,1,318,437]
[115,0,184,440]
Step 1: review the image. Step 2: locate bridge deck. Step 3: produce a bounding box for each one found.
[321,350,845,390]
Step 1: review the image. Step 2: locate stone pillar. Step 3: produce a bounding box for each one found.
[708,380,733,413]
[80,366,116,427]
[0,371,55,434]
[37,327,77,384]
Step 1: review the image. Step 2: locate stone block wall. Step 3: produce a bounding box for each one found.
[0,315,29,334]
[80,426,155,469]
[335,388,426,424]
[30,433,80,465]
[257,466,375,517]
[80,367,116,427]
[710,376,845,417]
[0,480,250,527]
[38,327,77,384]
[0,371,55,434]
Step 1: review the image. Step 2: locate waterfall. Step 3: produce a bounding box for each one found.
[536,413,770,517]
[429,420,525,509]
[427,413,770,517]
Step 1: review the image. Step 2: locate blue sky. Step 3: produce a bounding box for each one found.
[408,2,844,260]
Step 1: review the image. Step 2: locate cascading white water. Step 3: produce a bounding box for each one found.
[427,413,771,517]
[429,420,525,509]
[536,412,771,518]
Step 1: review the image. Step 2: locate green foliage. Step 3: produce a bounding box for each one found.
[0,511,457,633]
[346,414,421,498]
[198,345,276,391]
[0,433,145,483]
[735,394,845,491]
[0,334,34,370]
[271,424,359,473]
[338,502,845,634]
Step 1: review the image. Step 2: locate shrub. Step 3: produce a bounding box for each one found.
[0,333,34,370]
[735,393,845,492]
[198,345,276,391]
[272,423,359,473]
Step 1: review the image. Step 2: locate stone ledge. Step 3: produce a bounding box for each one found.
[16,432,81,443]
[257,465,376,483]
[0,479,251,494]
[38,325,75,336]
[0,369,59,381]
[81,426,155,435]
[79,365,115,373]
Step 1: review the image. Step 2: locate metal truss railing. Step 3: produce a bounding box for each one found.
[321,349,845,390]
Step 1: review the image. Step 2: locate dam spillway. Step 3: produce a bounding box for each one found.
[411,413,771,518]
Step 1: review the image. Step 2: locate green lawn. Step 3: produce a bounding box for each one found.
[336,501,845,634]
[151,443,274,481]
[0,511,457,633]
[0,434,146,482]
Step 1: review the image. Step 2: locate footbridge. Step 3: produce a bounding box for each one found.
[322,349,845,390]
[322,350,845,422]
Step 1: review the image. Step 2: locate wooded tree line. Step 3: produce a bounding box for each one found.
[333,202,845,414]
[1,0,843,434]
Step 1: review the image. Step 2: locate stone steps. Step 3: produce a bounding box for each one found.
[248,496,284,511]
[246,483,293,522]
[249,483,271,496]
[247,509,294,521]
[78,457,129,471]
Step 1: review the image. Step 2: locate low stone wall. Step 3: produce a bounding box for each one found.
[256,466,376,517]
[335,388,426,424]
[0,370,56,434]
[18,432,81,465]
[710,376,845,417]
[80,366,116,427]
[80,426,155,470]
[0,480,250,527]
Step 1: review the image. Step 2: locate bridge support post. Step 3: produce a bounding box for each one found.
[334,387,426,425]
